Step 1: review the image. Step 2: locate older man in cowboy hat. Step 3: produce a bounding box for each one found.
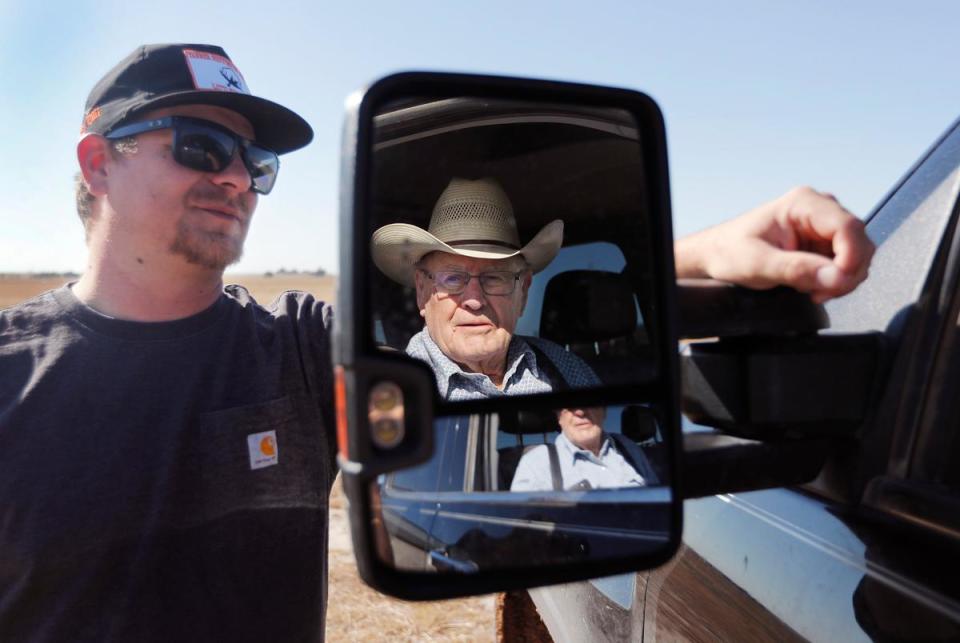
[373,177,597,400]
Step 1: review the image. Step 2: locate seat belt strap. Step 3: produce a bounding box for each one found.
[608,432,639,474]
[528,340,565,490]
[547,444,563,491]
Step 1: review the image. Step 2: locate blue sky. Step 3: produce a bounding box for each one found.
[2,1,957,274]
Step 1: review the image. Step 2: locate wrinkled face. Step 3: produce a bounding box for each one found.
[415,252,532,371]
[103,104,258,271]
[557,407,607,451]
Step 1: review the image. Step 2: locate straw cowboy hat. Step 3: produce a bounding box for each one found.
[371,177,564,287]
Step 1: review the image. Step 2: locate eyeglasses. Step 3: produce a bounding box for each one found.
[420,269,522,295]
[105,116,280,195]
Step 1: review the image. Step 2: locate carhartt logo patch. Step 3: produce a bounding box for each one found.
[247,430,279,470]
[182,48,250,94]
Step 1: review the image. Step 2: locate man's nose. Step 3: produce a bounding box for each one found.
[458,275,487,310]
[210,150,253,193]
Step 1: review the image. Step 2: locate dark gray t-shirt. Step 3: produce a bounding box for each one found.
[0,285,336,643]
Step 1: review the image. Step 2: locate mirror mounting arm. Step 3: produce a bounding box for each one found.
[677,279,828,339]
[677,281,887,497]
[681,332,883,441]
[681,432,836,499]
[678,280,884,441]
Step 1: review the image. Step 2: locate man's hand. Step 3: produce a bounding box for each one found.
[674,186,874,303]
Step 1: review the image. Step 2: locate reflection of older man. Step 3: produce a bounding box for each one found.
[511,407,657,492]
[372,177,598,400]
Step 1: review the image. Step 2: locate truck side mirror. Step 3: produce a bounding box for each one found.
[335,72,683,599]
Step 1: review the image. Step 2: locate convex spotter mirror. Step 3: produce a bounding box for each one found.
[336,72,682,599]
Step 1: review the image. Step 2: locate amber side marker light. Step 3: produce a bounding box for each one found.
[367,381,405,449]
[334,366,349,460]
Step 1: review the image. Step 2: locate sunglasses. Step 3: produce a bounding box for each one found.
[105,116,280,195]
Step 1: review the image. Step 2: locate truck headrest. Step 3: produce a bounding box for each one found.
[539,270,637,344]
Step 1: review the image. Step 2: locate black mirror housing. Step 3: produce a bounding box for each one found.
[335,71,684,600]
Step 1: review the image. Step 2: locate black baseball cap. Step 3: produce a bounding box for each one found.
[81,43,313,154]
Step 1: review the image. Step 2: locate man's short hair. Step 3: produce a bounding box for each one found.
[74,173,95,236]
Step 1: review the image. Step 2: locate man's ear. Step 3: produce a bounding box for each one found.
[518,270,533,313]
[414,268,429,318]
[77,134,112,197]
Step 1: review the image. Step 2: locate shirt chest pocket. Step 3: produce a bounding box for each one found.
[196,396,324,521]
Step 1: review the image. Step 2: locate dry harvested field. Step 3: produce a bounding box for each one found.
[1,274,497,642]
[0,275,76,309]
[224,273,337,304]
[0,274,337,310]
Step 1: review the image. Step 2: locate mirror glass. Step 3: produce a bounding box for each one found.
[368,97,660,402]
[370,403,671,573]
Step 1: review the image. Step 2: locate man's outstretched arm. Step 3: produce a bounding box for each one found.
[674,186,875,303]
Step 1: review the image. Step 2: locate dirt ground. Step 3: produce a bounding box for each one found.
[326,478,495,642]
[1,274,497,642]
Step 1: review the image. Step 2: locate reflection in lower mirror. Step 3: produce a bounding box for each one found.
[369,405,671,573]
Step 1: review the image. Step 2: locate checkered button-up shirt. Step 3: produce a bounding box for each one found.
[405,328,600,401]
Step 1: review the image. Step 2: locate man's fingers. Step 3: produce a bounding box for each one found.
[831,216,874,274]
[682,186,874,303]
[763,247,860,295]
[763,243,870,304]
[786,187,874,274]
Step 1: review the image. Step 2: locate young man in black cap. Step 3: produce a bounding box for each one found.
[0,44,334,642]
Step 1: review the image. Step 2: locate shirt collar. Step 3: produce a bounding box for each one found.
[556,431,611,465]
[407,328,541,399]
